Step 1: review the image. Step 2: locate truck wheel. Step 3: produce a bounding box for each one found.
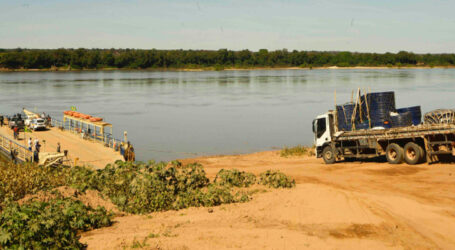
[322,146,336,164]
[386,143,404,164]
[404,142,423,165]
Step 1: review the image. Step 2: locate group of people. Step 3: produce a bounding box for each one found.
[120,141,135,162]
[28,137,42,162]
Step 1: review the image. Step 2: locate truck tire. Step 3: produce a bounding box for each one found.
[322,146,336,164]
[386,143,404,164]
[404,142,423,165]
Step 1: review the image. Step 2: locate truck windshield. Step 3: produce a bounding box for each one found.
[316,118,326,138]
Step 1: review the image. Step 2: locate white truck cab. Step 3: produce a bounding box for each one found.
[312,111,336,162]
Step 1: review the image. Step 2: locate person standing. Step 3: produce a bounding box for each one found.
[33,139,39,151]
[35,140,41,153]
[10,149,17,164]
[128,145,135,162]
[57,142,61,153]
[28,138,32,151]
[33,150,39,163]
[120,142,126,161]
[46,115,51,127]
[13,126,18,140]
[0,115,4,127]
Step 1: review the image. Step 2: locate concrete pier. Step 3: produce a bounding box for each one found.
[0,125,123,169]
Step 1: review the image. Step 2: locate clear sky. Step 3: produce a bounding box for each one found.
[1,0,454,53]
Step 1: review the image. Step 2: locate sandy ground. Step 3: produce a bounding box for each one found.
[0,125,122,169]
[80,151,455,250]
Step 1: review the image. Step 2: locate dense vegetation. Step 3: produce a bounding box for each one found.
[258,170,296,188]
[65,161,253,213]
[0,160,295,248]
[0,198,112,249]
[280,145,315,158]
[1,48,455,70]
[214,169,257,187]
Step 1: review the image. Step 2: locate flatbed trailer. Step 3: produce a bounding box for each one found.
[313,111,455,165]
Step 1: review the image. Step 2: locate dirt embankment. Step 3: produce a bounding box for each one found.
[81,151,455,249]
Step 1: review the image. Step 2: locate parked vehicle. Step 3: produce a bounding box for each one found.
[29,118,47,131]
[8,115,24,130]
[313,90,455,165]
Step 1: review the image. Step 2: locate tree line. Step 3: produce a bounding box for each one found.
[0,48,454,70]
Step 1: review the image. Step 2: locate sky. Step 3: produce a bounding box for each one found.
[0,0,454,53]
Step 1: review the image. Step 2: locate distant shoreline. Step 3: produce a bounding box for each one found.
[1,65,455,72]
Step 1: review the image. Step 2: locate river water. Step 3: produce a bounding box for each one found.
[0,69,454,161]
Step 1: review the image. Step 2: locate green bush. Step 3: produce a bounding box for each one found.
[96,161,210,213]
[258,170,295,188]
[1,160,297,217]
[0,160,253,214]
[66,165,100,192]
[172,184,249,209]
[0,162,69,203]
[0,197,113,249]
[65,161,243,214]
[202,185,236,206]
[0,160,298,249]
[214,169,256,187]
[280,145,314,157]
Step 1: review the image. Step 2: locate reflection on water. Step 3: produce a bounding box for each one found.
[1,68,454,161]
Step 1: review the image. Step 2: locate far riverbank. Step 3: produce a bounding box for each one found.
[1,65,455,73]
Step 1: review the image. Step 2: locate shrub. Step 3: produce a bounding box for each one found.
[66,165,99,192]
[65,160,240,214]
[201,185,236,206]
[0,197,113,249]
[258,170,295,188]
[172,189,205,210]
[169,162,210,193]
[214,169,256,187]
[0,162,69,203]
[280,145,314,157]
[0,160,259,215]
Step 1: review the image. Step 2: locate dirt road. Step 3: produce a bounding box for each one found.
[81,151,455,249]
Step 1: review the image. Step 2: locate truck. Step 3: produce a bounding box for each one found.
[313,94,455,165]
[8,115,24,130]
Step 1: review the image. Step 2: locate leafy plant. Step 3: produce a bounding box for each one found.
[280,145,314,157]
[0,162,69,203]
[65,161,244,214]
[214,169,256,187]
[0,197,113,249]
[258,170,296,188]
[66,165,100,192]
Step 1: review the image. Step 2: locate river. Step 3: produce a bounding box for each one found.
[1,68,454,161]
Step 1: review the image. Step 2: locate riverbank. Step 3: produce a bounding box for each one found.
[2,65,455,72]
[80,150,455,249]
